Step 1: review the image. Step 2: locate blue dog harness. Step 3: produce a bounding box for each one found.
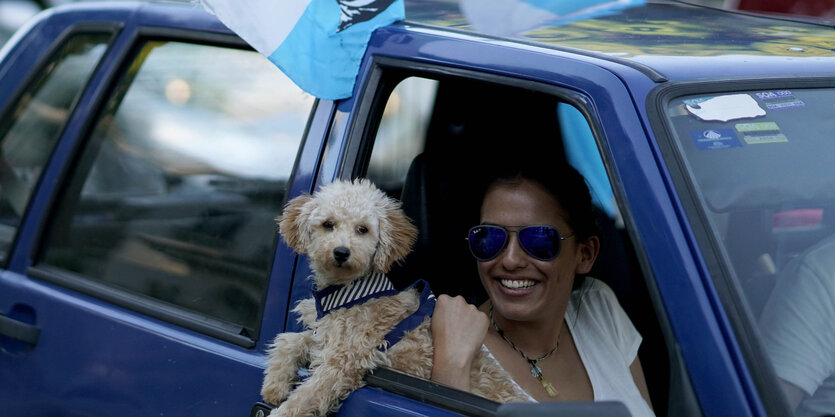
[312,273,436,351]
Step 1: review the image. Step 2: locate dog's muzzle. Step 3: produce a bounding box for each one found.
[333,246,350,266]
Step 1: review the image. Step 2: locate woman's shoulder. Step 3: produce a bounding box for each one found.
[570,276,631,325]
[573,276,617,301]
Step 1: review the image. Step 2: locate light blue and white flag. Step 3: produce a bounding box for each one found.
[460,0,644,37]
[199,0,404,100]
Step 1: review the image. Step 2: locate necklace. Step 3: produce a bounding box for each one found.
[489,306,560,398]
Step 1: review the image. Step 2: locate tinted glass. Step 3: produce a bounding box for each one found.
[665,88,835,417]
[40,41,314,336]
[0,33,109,263]
[367,77,437,195]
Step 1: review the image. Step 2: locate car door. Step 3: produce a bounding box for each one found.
[0,5,316,415]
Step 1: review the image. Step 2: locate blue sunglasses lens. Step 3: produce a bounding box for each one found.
[468,226,508,261]
[518,226,561,261]
[467,225,562,261]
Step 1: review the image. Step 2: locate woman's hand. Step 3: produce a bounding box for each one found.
[430,294,489,391]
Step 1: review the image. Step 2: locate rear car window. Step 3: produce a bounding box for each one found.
[0,33,109,263]
[664,87,835,416]
[38,40,314,340]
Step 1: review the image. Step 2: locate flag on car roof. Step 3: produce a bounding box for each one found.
[460,0,645,37]
[198,0,405,100]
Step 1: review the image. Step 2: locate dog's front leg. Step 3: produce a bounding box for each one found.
[261,329,314,405]
[271,341,382,417]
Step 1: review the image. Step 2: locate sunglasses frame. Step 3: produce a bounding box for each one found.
[466,224,573,262]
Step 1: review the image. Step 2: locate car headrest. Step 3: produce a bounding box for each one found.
[389,152,487,303]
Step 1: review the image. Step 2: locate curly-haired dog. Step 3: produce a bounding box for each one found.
[262,178,528,417]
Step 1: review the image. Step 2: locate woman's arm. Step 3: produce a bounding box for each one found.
[629,357,653,410]
[430,294,489,391]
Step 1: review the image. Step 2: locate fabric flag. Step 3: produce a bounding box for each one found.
[460,0,645,37]
[198,0,405,100]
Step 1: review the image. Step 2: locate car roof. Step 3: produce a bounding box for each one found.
[403,0,835,82]
[41,0,835,84]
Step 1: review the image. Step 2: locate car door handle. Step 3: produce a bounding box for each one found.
[0,313,40,345]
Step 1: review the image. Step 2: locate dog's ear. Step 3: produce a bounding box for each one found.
[277,193,314,254]
[373,199,419,273]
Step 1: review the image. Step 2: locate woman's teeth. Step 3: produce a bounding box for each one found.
[500,279,536,289]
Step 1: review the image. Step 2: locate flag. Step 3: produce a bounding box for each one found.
[460,0,645,37]
[198,0,405,100]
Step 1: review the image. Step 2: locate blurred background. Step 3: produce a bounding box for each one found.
[1,0,833,50]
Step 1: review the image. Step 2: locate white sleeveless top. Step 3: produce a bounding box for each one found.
[484,278,655,417]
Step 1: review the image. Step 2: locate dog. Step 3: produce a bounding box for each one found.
[261,178,528,417]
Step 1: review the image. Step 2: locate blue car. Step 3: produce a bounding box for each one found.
[1,1,834,416]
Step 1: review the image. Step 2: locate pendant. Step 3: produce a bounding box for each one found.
[529,363,542,378]
[530,362,559,397]
[537,375,560,398]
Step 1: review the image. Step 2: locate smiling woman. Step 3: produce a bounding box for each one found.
[429,159,655,417]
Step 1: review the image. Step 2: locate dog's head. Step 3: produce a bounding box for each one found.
[277,179,418,287]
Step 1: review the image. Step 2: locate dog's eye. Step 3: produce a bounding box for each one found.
[322,221,334,230]
[356,225,368,234]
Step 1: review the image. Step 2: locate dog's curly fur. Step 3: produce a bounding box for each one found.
[262,179,528,417]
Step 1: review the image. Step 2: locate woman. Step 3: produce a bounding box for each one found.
[430,163,655,417]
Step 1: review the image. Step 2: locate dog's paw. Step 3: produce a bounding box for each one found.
[261,379,292,406]
[269,397,316,417]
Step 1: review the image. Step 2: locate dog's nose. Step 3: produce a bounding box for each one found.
[333,247,350,265]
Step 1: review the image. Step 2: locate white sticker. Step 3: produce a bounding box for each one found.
[685,94,766,122]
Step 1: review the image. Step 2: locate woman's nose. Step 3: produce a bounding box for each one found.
[500,234,527,269]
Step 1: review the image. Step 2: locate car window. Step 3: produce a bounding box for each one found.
[38,40,314,340]
[361,72,668,416]
[663,88,835,416]
[0,33,109,263]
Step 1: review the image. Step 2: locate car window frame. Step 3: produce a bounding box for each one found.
[645,76,835,417]
[0,23,121,268]
[25,28,316,348]
[333,55,682,416]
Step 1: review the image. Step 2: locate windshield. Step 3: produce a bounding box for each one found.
[664,87,835,416]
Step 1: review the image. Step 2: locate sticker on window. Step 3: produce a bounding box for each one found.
[735,122,789,144]
[689,128,742,150]
[685,94,766,122]
[754,90,806,111]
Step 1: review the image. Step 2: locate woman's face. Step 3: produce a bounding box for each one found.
[477,179,596,323]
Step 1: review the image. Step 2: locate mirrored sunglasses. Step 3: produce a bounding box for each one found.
[466,224,573,262]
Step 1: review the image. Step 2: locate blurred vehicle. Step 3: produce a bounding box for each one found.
[1,1,835,417]
[0,0,42,46]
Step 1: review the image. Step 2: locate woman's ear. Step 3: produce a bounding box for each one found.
[574,235,600,275]
[277,193,313,254]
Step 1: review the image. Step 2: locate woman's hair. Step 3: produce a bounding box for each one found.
[480,161,601,243]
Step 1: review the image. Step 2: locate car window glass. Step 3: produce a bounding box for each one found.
[665,88,835,416]
[39,40,314,338]
[366,76,436,195]
[0,33,109,263]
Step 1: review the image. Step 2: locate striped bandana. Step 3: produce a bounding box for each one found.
[311,275,436,351]
[313,272,398,319]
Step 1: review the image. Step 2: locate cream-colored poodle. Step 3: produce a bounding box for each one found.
[262,178,527,417]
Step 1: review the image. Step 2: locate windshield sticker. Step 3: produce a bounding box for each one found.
[690,128,742,150]
[755,90,806,111]
[685,94,766,122]
[735,121,789,144]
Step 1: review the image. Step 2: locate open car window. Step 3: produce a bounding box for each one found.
[361,71,670,417]
[663,87,835,416]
